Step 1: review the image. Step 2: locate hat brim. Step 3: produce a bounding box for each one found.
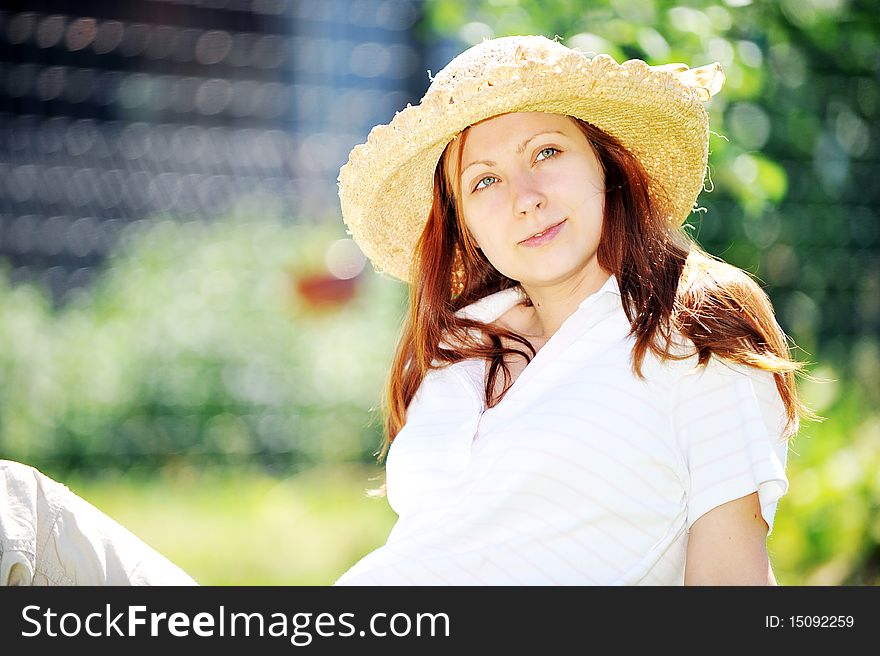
[339,52,712,283]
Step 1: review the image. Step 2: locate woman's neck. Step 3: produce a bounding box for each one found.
[519,266,612,338]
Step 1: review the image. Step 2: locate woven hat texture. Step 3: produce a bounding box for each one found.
[338,35,725,283]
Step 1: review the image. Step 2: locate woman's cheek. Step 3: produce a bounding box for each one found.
[485,244,520,280]
[464,206,497,250]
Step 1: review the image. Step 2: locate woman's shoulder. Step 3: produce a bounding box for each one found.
[657,345,784,432]
[641,329,768,392]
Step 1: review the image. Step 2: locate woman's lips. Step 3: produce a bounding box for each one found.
[519,219,566,247]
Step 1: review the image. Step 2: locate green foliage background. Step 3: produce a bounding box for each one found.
[0,215,405,474]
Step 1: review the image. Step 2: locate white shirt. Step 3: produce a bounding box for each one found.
[335,274,789,585]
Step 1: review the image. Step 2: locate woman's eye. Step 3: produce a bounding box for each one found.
[474,175,498,191]
[536,147,559,162]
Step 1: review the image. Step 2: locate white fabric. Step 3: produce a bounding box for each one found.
[336,274,789,585]
[0,460,197,586]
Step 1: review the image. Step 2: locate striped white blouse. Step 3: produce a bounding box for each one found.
[335,274,790,585]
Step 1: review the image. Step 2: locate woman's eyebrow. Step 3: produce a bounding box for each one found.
[515,130,566,155]
[461,130,567,177]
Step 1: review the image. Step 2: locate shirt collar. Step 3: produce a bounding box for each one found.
[454,286,526,324]
[454,273,621,324]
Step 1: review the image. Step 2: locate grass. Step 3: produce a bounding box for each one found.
[64,462,397,585]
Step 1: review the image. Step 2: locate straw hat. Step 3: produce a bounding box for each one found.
[338,35,725,283]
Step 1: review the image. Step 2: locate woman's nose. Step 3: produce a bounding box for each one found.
[512,178,547,216]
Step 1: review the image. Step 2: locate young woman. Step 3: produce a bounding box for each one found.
[333,35,810,585]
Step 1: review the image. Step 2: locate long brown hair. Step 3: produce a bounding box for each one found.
[379,115,812,462]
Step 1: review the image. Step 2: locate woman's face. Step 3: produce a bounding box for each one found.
[455,112,606,290]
